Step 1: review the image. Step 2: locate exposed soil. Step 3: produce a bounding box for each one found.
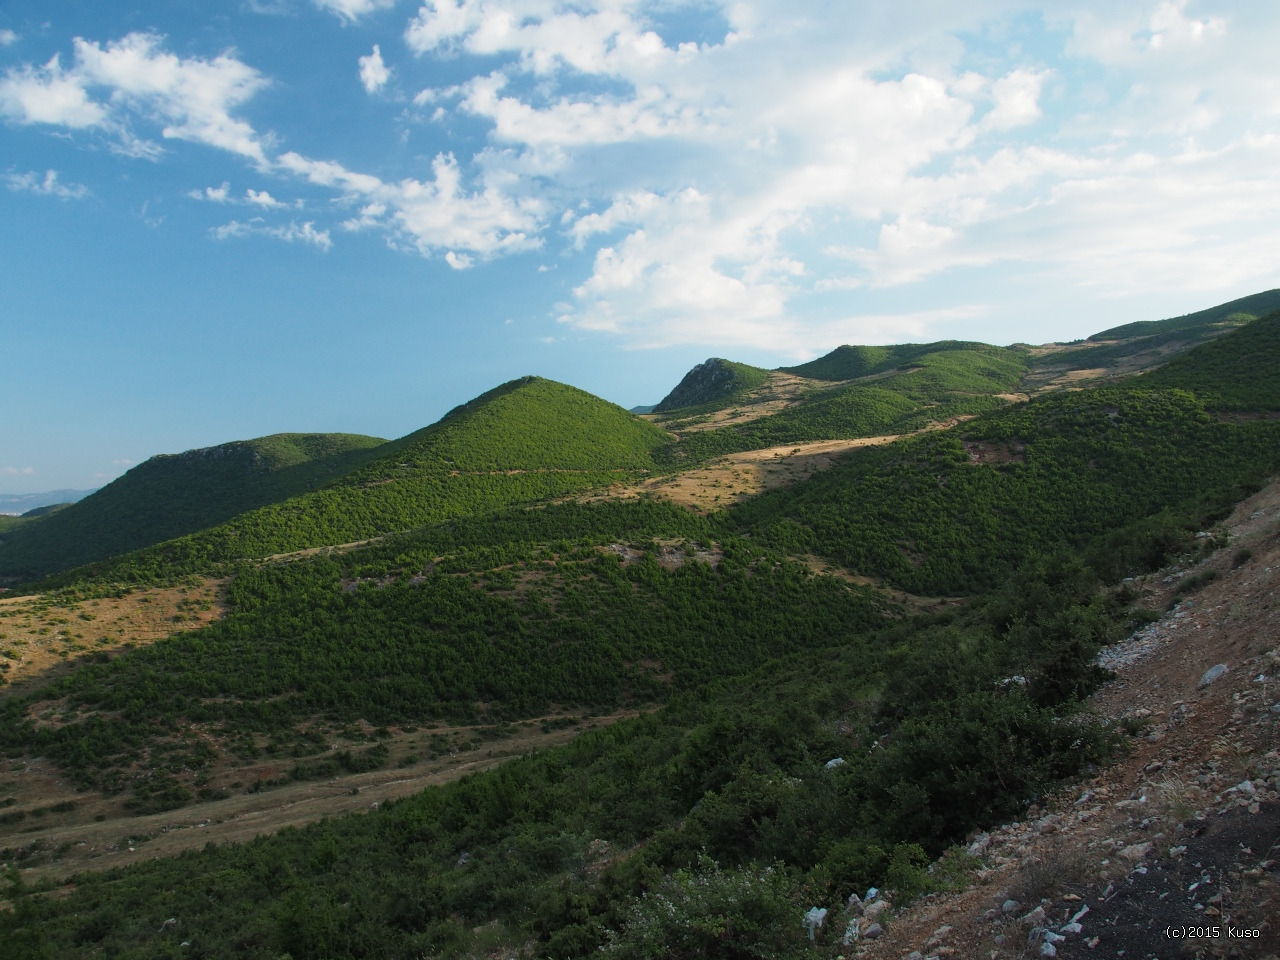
[646,372,828,433]
[571,437,894,513]
[843,476,1280,960]
[599,414,980,514]
[1022,333,1230,395]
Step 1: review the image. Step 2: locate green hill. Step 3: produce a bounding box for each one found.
[659,342,1027,464]
[1087,288,1280,341]
[34,378,671,585]
[779,339,1006,383]
[0,433,387,582]
[1024,290,1280,389]
[733,385,1280,595]
[1137,308,1280,410]
[653,358,771,413]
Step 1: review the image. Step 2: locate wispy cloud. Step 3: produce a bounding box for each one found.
[315,0,396,22]
[6,168,89,199]
[0,29,19,47]
[2,466,36,476]
[189,182,290,208]
[212,217,333,250]
[278,149,543,259]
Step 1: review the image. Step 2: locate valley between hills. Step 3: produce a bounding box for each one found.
[1,289,1279,959]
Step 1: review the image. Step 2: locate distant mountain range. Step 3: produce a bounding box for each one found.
[0,489,96,516]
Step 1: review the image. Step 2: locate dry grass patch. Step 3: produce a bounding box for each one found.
[0,580,227,691]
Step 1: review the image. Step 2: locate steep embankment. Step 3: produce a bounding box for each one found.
[850,476,1280,960]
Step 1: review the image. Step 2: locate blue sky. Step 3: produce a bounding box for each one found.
[3,0,1279,493]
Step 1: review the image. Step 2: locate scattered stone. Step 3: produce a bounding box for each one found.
[1002,899,1021,914]
[864,898,890,921]
[862,922,883,940]
[1119,842,1152,862]
[841,918,860,946]
[1198,664,1228,688]
[824,757,846,769]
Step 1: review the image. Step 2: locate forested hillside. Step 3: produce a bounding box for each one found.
[656,342,1026,464]
[18,379,671,587]
[0,433,386,582]
[1138,306,1280,409]
[734,387,1280,594]
[653,358,770,413]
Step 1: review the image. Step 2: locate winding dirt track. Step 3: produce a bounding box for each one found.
[6,711,636,885]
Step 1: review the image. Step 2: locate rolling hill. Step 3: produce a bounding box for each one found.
[18,377,671,587]
[0,433,386,583]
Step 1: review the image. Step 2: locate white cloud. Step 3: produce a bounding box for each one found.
[6,168,89,199]
[212,217,333,250]
[359,44,391,93]
[458,72,707,148]
[982,68,1048,131]
[190,181,232,202]
[405,0,679,76]
[0,54,108,127]
[0,29,19,46]
[2,466,36,476]
[278,149,543,258]
[0,33,269,164]
[113,458,135,467]
[8,5,1280,355]
[1066,0,1227,64]
[314,0,397,21]
[189,182,289,208]
[246,188,285,208]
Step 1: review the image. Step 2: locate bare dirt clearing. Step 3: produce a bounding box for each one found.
[0,580,225,692]
[849,476,1280,960]
[579,437,898,513]
[2,710,636,885]
[1022,331,1238,395]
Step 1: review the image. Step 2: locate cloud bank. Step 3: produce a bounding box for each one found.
[3,2,1279,353]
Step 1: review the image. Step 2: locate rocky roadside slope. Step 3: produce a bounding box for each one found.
[840,477,1280,960]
